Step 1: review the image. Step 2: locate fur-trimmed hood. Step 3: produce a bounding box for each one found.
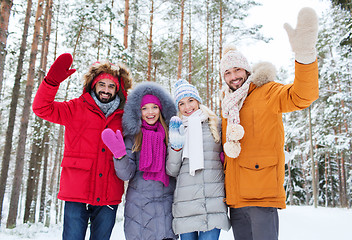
[122,82,177,136]
[82,60,133,108]
[250,61,277,87]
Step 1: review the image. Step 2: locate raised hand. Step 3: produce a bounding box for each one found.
[101,128,126,159]
[169,116,185,150]
[284,7,318,64]
[45,53,76,86]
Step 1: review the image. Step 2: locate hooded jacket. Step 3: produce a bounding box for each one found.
[32,61,132,206]
[222,61,319,209]
[114,82,177,240]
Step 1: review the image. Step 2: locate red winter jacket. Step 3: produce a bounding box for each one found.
[32,80,124,206]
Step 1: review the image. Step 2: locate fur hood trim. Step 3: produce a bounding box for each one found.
[122,82,177,136]
[82,60,133,94]
[250,62,277,87]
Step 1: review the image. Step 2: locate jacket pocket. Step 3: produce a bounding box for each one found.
[59,157,94,199]
[238,156,278,199]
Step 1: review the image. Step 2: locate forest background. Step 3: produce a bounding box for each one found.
[0,0,351,230]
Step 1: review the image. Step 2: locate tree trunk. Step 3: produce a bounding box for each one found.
[124,0,129,49]
[0,0,13,99]
[339,149,347,207]
[0,0,32,225]
[337,79,348,207]
[328,154,335,207]
[53,0,61,58]
[6,0,44,229]
[30,127,48,223]
[24,0,53,223]
[210,18,214,111]
[108,0,114,57]
[44,124,62,227]
[286,144,293,204]
[324,153,328,207]
[130,0,139,62]
[55,126,64,224]
[218,0,223,109]
[206,0,209,107]
[147,0,154,81]
[303,153,310,205]
[177,0,185,80]
[299,138,310,205]
[23,118,43,223]
[333,126,347,207]
[308,106,317,208]
[336,148,342,207]
[97,21,101,60]
[287,160,293,205]
[38,0,53,223]
[39,122,50,223]
[188,0,191,83]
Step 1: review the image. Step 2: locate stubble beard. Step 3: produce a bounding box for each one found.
[96,91,115,103]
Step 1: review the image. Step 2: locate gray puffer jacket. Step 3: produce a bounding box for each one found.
[166,120,230,235]
[115,82,178,240]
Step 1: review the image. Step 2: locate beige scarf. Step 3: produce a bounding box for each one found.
[221,79,251,158]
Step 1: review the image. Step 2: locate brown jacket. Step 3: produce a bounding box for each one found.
[222,61,319,209]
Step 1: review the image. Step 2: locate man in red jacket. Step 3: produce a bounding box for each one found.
[32,53,132,240]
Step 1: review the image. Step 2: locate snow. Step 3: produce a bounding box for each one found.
[0,206,351,239]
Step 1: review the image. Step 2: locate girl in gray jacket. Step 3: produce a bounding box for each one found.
[102,82,177,240]
[166,79,230,240]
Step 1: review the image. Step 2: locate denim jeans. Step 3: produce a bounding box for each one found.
[180,228,220,240]
[230,206,278,240]
[63,201,118,240]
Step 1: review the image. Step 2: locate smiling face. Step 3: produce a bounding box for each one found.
[224,67,248,91]
[141,103,161,125]
[94,78,117,103]
[178,97,200,117]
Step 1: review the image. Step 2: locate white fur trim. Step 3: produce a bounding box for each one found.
[251,62,277,87]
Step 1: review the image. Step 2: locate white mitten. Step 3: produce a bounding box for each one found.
[284,7,318,64]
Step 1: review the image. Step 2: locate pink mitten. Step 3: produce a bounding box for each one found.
[101,128,126,159]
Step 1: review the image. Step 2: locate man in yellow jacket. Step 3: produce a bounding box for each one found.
[220,7,319,240]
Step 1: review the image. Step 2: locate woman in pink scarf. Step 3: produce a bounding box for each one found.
[101,82,177,240]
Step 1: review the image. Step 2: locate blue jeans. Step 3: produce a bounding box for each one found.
[230,206,278,240]
[63,201,118,240]
[180,228,220,240]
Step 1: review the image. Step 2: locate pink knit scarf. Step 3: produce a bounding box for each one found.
[139,120,169,186]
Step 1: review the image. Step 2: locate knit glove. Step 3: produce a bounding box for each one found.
[284,7,318,64]
[44,53,76,86]
[101,128,126,159]
[169,116,185,150]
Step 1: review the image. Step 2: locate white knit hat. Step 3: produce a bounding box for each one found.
[173,79,202,106]
[220,44,252,79]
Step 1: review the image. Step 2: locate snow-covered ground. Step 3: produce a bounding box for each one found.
[0,206,351,239]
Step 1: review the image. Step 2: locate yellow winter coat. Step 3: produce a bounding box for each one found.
[222,61,319,209]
